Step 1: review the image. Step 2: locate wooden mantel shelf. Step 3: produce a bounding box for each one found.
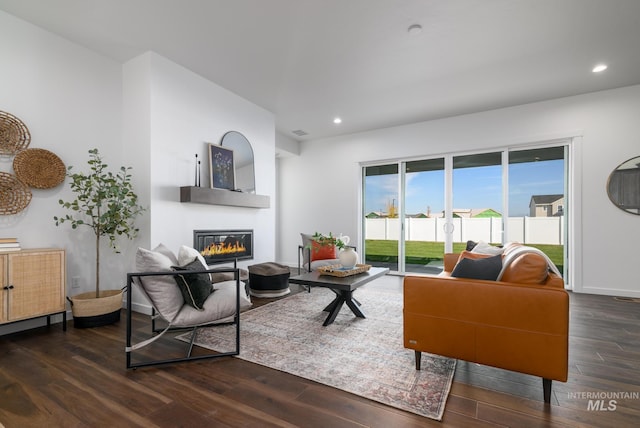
[180,186,270,209]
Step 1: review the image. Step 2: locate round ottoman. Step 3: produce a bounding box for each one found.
[248,262,290,298]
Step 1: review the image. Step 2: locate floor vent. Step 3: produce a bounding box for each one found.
[614,296,640,303]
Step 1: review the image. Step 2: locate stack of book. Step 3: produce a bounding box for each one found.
[0,238,21,252]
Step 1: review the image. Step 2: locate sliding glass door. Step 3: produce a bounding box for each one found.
[452,152,504,246]
[507,146,567,278]
[403,158,446,273]
[362,164,399,272]
[362,141,570,282]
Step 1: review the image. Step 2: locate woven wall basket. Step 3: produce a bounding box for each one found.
[0,111,31,155]
[13,148,66,189]
[0,172,32,215]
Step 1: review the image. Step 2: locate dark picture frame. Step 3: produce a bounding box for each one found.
[208,143,235,190]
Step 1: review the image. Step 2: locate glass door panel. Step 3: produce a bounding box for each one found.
[507,146,567,278]
[403,158,445,274]
[452,152,504,247]
[363,164,399,271]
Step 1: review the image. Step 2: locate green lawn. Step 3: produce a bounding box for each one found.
[364,240,564,272]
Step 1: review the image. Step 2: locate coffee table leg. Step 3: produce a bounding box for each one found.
[323,291,365,326]
[344,291,365,318]
[323,296,341,313]
[323,297,345,326]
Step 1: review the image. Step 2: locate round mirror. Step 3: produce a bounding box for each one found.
[221,131,256,193]
[607,155,640,215]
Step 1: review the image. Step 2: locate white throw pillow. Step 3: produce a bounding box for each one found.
[135,247,184,321]
[152,243,178,265]
[470,240,504,256]
[178,245,208,269]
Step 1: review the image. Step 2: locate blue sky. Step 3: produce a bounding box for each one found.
[365,159,564,217]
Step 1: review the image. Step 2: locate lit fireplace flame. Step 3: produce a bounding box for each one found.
[201,240,246,257]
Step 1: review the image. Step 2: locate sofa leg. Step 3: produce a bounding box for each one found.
[415,351,422,370]
[543,378,552,403]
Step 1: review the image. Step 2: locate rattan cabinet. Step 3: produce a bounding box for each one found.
[1,249,66,330]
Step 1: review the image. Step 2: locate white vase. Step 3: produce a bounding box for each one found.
[338,247,358,269]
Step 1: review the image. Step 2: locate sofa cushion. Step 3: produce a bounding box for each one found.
[174,280,252,326]
[451,254,502,280]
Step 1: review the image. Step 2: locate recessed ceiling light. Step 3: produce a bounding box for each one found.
[408,24,422,35]
[592,64,608,73]
[333,117,342,124]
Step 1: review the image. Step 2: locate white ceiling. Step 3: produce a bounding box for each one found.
[2,0,640,142]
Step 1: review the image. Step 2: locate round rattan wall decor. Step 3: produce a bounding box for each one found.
[0,111,31,155]
[0,172,32,215]
[13,148,66,189]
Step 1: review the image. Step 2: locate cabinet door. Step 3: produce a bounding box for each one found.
[7,250,65,321]
[0,255,6,323]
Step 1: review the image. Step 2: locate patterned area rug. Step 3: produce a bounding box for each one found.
[177,285,456,421]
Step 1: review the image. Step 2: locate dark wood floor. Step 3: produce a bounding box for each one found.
[1,276,640,427]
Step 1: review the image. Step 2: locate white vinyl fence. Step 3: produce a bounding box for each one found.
[365,216,564,245]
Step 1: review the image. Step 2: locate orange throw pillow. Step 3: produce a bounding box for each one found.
[310,240,337,261]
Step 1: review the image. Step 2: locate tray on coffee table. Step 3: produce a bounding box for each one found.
[316,264,371,277]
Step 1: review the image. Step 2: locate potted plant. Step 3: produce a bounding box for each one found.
[54,148,145,328]
[310,232,358,268]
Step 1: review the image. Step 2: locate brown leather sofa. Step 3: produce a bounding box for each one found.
[403,246,569,403]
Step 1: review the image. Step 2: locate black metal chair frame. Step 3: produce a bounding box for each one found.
[126,267,241,369]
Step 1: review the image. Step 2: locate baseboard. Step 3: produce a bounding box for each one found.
[578,287,640,299]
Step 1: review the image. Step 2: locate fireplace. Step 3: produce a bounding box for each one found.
[193,229,253,264]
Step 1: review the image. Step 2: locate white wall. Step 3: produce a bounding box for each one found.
[277,85,640,297]
[124,52,276,269]
[0,11,127,332]
[0,12,125,291]
[1,11,277,332]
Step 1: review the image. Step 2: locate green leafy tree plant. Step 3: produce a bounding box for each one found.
[54,149,145,298]
[310,232,347,251]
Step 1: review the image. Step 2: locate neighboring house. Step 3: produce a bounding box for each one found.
[467,208,501,218]
[529,194,564,217]
[365,212,383,219]
[367,212,427,218]
[438,208,502,218]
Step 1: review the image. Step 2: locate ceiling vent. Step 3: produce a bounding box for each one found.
[291,129,308,136]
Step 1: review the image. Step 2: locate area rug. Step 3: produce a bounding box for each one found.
[177,286,456,421]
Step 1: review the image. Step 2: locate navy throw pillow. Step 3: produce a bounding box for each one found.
[451,254,502,281]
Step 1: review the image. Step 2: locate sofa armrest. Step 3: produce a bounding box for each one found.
[443,253,459,273]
